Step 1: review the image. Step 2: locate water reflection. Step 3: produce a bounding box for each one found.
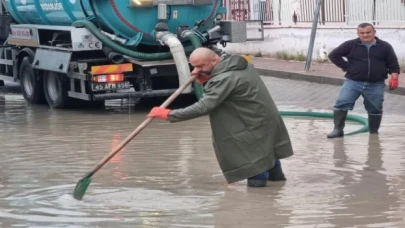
[213,182,292,227]
[328,135,400,227]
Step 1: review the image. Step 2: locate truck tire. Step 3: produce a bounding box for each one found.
[43,71,69,109]
[19,56,45,104]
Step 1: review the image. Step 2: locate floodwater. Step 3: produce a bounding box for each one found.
[1,78,405,228]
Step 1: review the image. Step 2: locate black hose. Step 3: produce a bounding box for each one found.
[80,0,89,18]
[88,0,101,28]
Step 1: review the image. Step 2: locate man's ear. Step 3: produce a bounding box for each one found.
[211,57,220,65]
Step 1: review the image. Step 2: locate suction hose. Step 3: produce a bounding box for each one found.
[72,20,174,60]
[279,111,369,136]
[155,31,193,94]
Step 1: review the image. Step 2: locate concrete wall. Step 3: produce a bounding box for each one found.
[222,26,405,63]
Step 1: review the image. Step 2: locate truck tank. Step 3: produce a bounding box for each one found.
[3,0,227,46]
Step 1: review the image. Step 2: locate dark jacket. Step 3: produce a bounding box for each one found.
[168,54,294,184]
[328,37,400,82]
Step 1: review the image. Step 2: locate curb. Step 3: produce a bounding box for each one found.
[256,68,405,96]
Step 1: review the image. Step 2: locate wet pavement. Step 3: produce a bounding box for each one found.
[1,77,405,227]
[251,57,405,96]
[252,57,405,88]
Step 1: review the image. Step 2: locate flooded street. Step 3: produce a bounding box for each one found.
[1,77,405,227]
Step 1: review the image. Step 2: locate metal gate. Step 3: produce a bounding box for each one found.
[298,0,346,23]
[223,0,250,20]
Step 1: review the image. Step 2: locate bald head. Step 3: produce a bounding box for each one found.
[189,47,221,77]
[190,47,217,62]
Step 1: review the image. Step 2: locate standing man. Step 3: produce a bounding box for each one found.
[147,47,294,187]
[327,23,400,138]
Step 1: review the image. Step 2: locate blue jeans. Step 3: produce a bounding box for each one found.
[248,160,281,180]
[334,79,385,114]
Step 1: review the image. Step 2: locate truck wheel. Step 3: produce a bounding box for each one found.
[43,71,69,109]
[19,56,45,104]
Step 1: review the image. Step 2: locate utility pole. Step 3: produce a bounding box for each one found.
[304,0,322,71]
[372,0,376,25]
[278,0,282,25]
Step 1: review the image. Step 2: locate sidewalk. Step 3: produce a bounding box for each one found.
[252,57,405,96]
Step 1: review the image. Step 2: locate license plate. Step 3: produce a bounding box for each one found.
[91,81,131,91]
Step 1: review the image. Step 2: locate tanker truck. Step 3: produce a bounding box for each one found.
[0,0,247,108]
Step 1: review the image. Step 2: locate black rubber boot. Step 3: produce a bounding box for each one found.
[268,160,287,181]
[369,114,382,134]
[327,110,348,138]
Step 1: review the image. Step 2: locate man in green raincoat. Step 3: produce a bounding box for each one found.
[147,47,294,187]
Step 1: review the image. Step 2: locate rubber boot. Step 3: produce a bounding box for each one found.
[368,114,382,134]
[327,110,348,138]
[268,160,287,181]
[247,171,269,187]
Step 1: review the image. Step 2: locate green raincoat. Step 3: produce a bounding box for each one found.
[168,54,294,183]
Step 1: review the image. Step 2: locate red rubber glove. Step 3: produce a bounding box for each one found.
[389,77,399,90]
[147,107,171,120]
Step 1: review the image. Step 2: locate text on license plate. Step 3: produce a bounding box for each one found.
[91,81,131,91]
